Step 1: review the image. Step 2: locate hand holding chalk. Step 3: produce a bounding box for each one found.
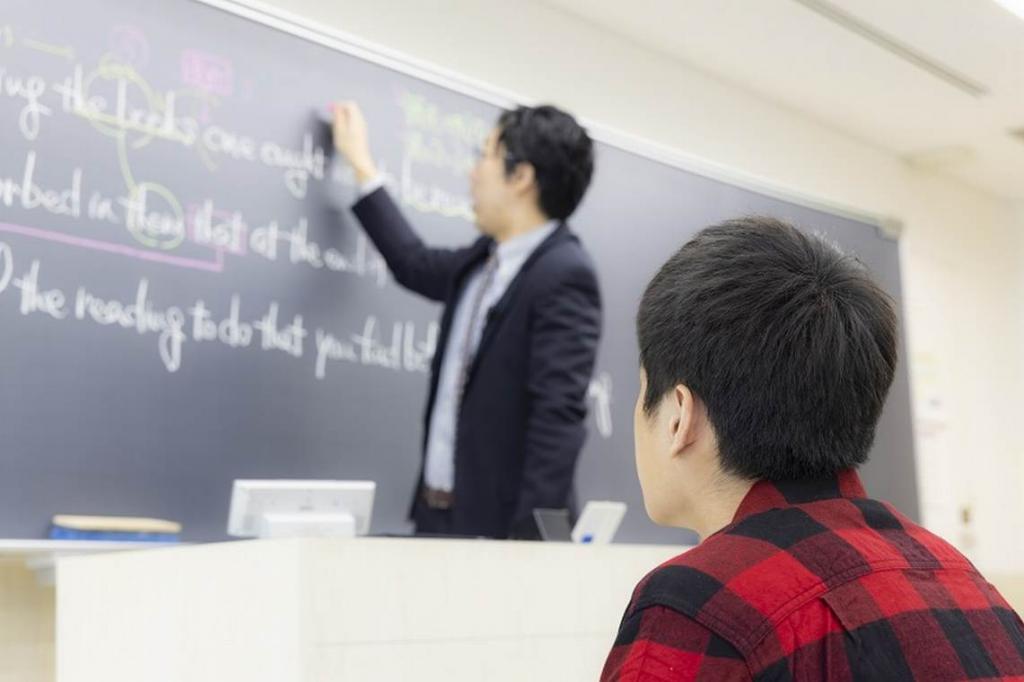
[329,101,378,184]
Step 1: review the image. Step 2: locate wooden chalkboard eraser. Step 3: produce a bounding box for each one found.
[51,515,182,534]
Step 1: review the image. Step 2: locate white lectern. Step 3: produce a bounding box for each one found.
[56,537,685,682]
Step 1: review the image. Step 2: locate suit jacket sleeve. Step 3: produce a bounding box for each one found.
[351,187,478,302]
[600,606,752,681]
[511,262,602,537]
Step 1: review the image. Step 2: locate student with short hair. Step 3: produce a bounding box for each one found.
[602,217,1024,681]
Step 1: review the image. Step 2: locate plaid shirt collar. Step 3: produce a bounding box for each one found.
[730,468,868,526]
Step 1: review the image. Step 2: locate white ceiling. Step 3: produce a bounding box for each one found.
[538,0,1024,201]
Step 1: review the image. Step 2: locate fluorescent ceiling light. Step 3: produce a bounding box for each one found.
[992,0,1024,21]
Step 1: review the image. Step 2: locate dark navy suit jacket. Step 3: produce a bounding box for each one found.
[351,187,602,538]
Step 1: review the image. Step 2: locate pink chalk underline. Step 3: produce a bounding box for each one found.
[0,222,224,273]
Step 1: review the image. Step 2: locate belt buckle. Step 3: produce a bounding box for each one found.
[423,486,453,510]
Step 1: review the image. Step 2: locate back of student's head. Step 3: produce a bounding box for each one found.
[497,105,594,221]
[637,216,898,480]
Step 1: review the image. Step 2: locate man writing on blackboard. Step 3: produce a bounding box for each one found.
[331,102,601,539]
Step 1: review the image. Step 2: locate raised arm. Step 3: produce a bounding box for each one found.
[333,101,476,301]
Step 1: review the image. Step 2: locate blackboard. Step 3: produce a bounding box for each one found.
[0,0,917,542]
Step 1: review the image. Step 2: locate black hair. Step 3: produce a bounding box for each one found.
[636,216,898,480]
[496,105,594,221]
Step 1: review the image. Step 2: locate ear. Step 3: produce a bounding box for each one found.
[509,162,536,195]
[668,384,701,458]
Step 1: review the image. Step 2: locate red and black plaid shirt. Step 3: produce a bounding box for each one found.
[601,470,1024,681]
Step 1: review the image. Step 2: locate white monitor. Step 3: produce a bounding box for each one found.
[227,480,375,539]
[570,501,627,544]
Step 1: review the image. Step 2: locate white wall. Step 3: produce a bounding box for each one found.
[257,0,1024,572]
